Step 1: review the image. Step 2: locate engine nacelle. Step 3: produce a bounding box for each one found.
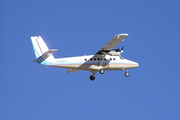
[108,51,121,56]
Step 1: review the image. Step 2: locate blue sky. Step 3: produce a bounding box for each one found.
[1,0,180,119]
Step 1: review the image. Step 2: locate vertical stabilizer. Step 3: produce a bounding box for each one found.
[31,36,57,64]
[31,36,49,58]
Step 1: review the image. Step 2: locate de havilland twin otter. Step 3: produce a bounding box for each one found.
[31,33,139,81]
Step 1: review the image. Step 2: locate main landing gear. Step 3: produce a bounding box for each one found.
[90,75,95,81]
[99,68,105,74]
[90,69,105,81]
[90,72,97,81]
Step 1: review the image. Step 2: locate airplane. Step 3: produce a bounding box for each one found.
[31,33,139,81]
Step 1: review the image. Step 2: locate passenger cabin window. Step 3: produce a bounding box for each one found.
[90,58,92,61]
[85,59,87,61]
[113,58,116,60]
[97,58,99,61]
[110,58,112,61]
[94,58,96,61]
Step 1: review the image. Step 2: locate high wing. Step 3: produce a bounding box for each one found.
[87,33,129,70]
[96,33,128,54]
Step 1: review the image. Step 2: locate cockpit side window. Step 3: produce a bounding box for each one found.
[120,56,123,60]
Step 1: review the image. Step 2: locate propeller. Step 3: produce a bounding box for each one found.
[120,45,124,59]
[116,45,124,52]
[121,45,124,51]
[120,45,124,53]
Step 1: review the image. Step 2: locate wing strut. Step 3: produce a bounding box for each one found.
[100,55,106,66]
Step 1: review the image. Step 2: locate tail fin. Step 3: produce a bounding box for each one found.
[31,36,57,64]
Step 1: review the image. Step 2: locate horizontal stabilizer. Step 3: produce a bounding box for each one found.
[66,69,79,74]
[34,49,58,63]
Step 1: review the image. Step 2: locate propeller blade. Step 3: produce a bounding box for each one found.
[121,45,124,50]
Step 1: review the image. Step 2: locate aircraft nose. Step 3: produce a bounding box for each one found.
[125,60,139,69]
[135,62,139,67]
[132,61,139,68]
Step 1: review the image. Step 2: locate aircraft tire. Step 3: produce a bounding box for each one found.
[99,68,105,74]
[125,71,130,77]
[90,75,95,81]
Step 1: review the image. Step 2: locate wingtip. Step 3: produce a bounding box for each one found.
[117,33,128,36]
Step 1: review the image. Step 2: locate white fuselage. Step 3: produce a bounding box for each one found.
[31,34,139,80]
[48,55,139,71]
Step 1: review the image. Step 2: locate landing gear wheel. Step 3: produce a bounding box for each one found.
[99,68,105,74]
[125,71,130,77]
[90,75,95,81]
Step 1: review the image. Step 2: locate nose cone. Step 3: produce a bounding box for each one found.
[134,62,139,68]
[126,60,139,69]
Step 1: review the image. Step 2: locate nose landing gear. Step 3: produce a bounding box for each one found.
[125,70,130,77]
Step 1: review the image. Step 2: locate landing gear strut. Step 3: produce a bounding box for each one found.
[125,70,130,77]
[90,72,97,81]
